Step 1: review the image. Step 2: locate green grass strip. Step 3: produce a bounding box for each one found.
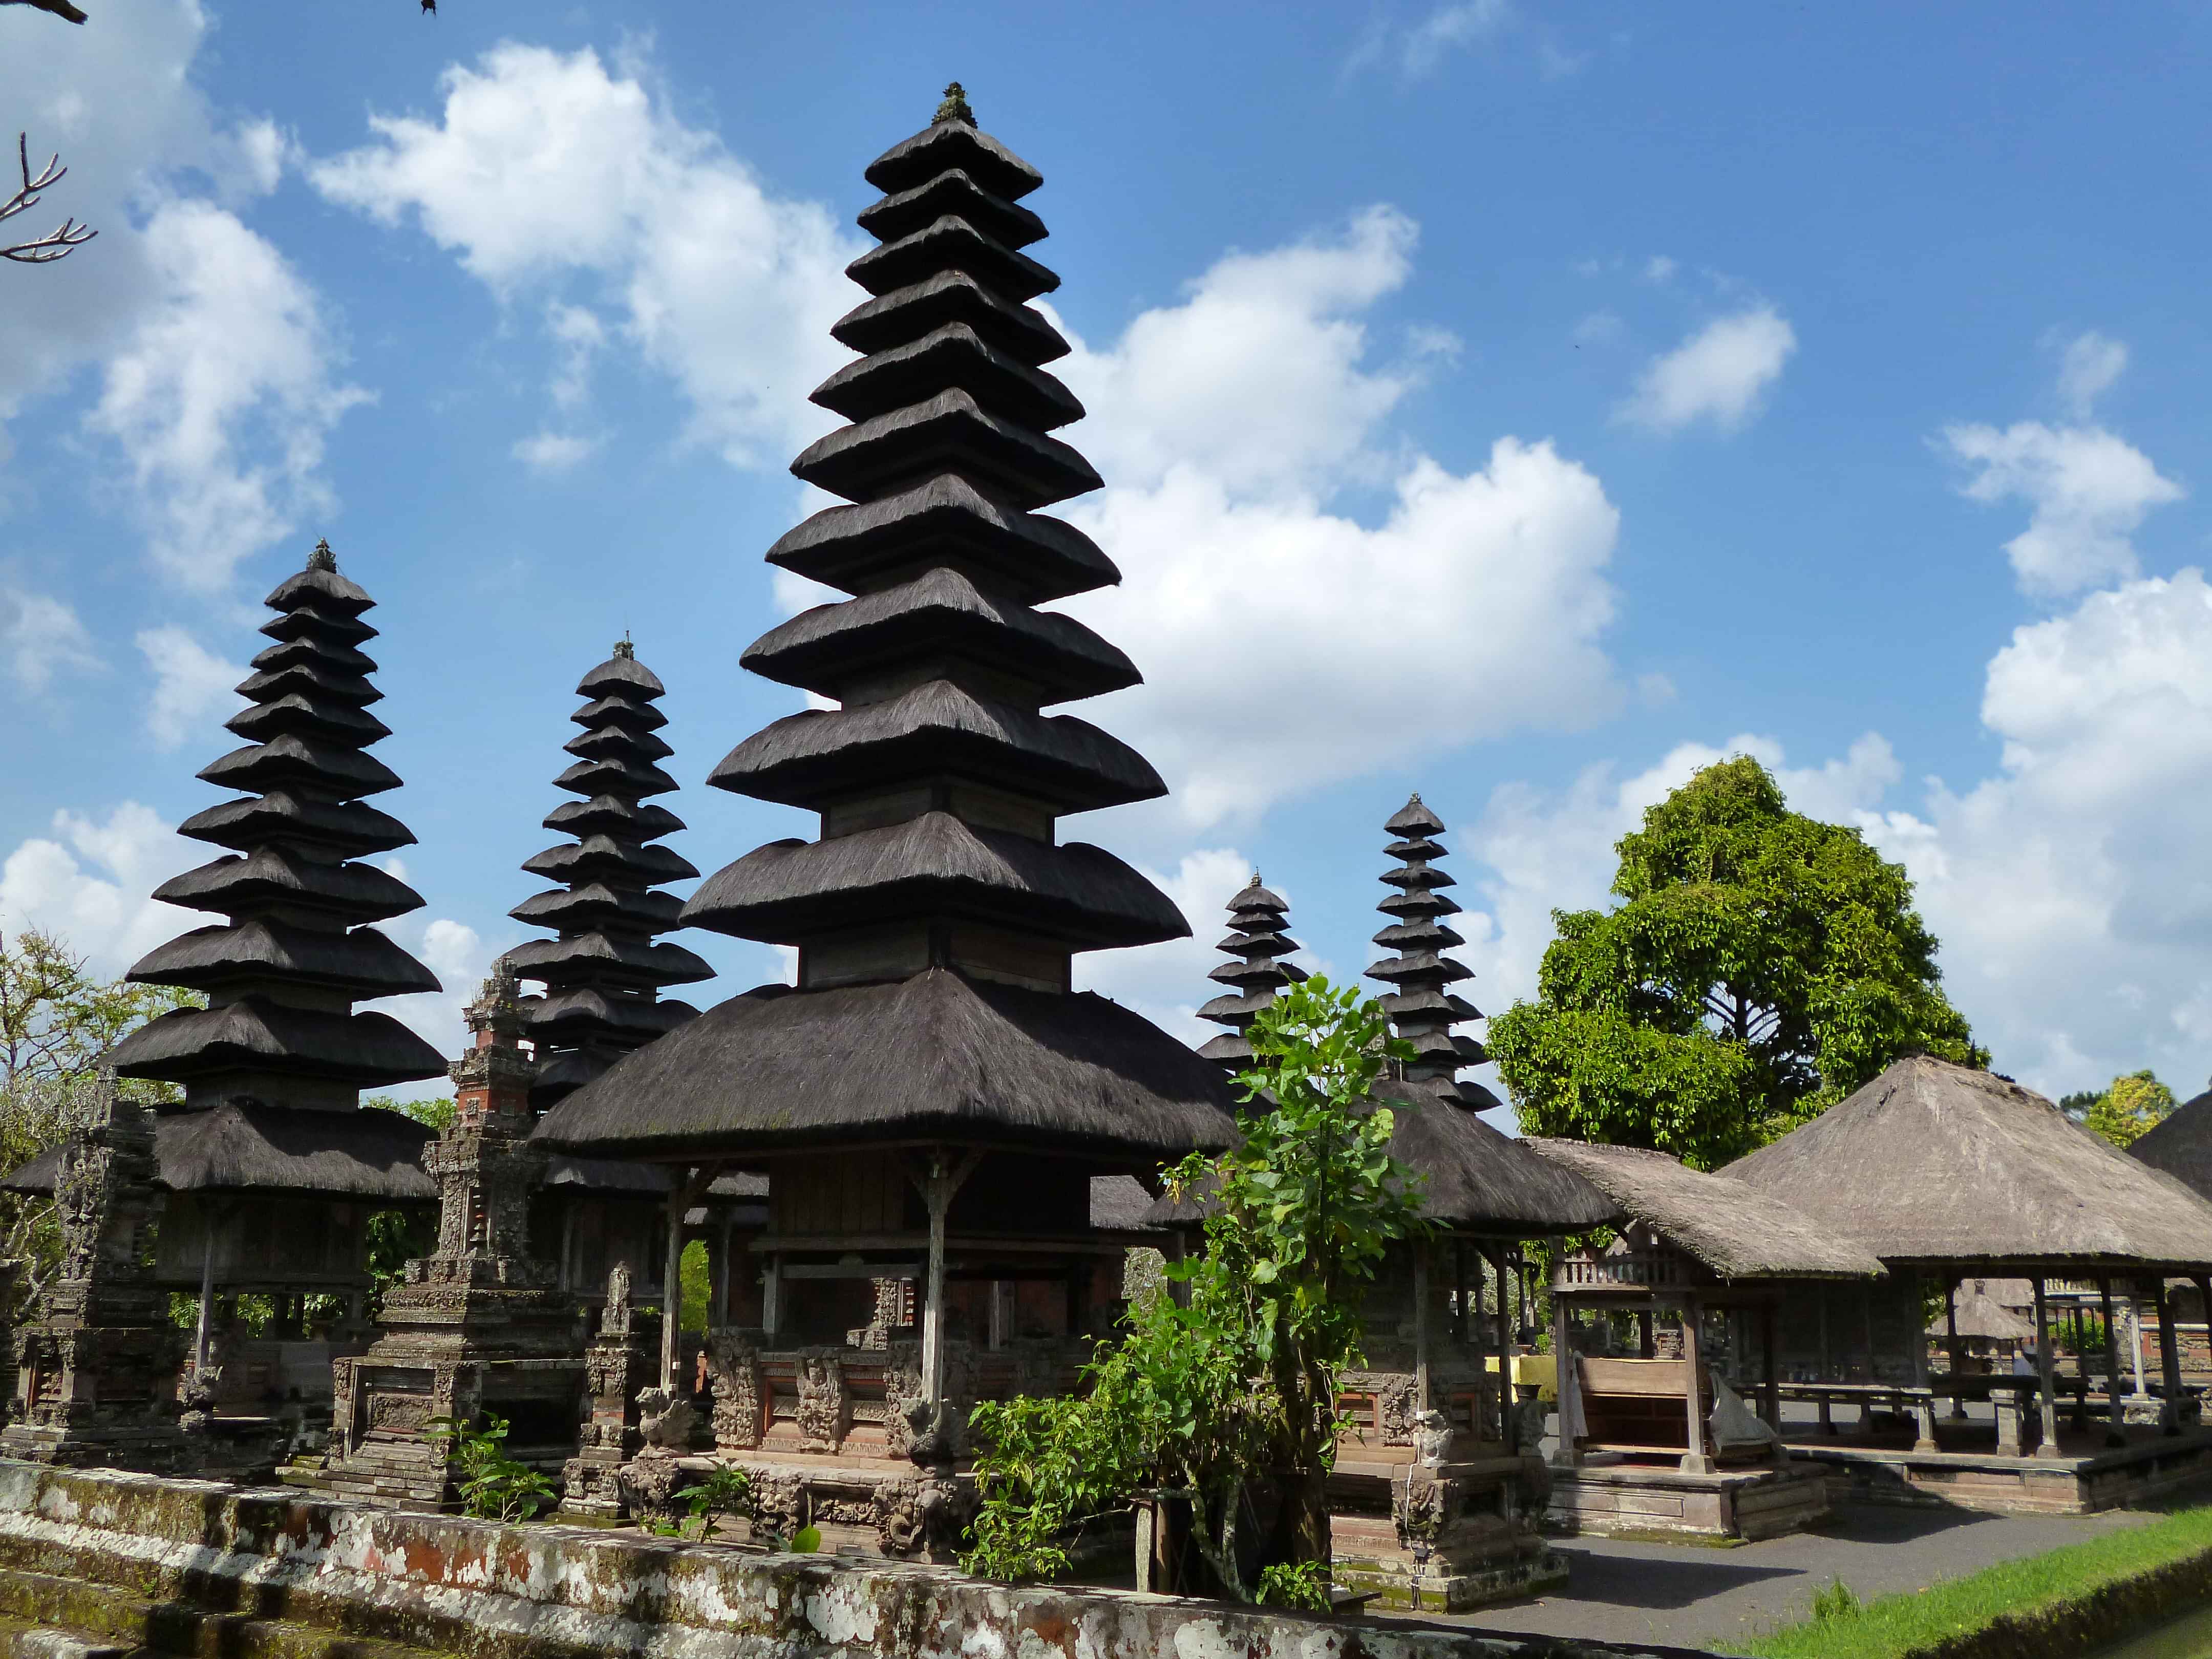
[1740,1505,2212,1659]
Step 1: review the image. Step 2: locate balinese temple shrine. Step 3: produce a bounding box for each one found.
[533,86,1242,1558]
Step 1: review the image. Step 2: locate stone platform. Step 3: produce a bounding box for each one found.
[1786,1422,2212,1514]
[0,1459,1710,1659]
[1547,1457,1831,1542]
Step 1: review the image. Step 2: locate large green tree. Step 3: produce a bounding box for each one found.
[1488,756,1985,1168]
[2077,1069,2177,1148]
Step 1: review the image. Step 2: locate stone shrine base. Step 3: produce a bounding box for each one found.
[0,1460,1697,1659]
[1546,1457,1830,1543]
[1788,1422,2212,1515]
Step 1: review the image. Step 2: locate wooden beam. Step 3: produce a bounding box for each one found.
[1678,1293,1710,1475]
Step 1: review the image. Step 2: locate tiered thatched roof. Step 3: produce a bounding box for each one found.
[505,641,712,1109]
[1196,877,1307,1072]
[107,543,446,1112]
[1727,1055,2212,1272]
[1927,1278,2033,1342]
[2,1102,435,1203]
[1523,1138,1883,1282]
[537,90,1237,1167]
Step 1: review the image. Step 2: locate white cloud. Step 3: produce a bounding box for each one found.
[1572,310,1625,347]
[1619,304,1796,434]
[1053,210,1623,829]
[2058,330,2128,419]
[1641,254,1677,284]
[0,802,196,975]
[1075,846,1284,1046]
[512,431,601,472]
[1397,1,1512,75]
[1,586,99,691]
[378,915,499,1083]
[1861,571,2212,1094]
[310,42,857,468]
[1942,420,2182,600]
[135,624,242,749]
[85,199,370,589]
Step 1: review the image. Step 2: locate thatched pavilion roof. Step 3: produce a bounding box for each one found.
[1928,1278,2034,1342]
[2129,1089,2212,1202]
[0,1102,434,1203]
[1725,1056,2212,1272]
[1522,1138,1885,1282]
[534,970,1239,1169]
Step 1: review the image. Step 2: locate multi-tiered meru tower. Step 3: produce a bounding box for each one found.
[63,543,447,1445]
[507,640,710,1110]
[1196,877,1308,1074]
[1368,794,1497,1108]
[536,89,1238,1539]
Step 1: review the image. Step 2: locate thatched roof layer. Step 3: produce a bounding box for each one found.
[107,998,446,1087]
[1522,1138,1885,1281]
[1377,1081,1615,1232]
[767,473,1112,603]
[1366,795,1486,1096]
[1195,875,1309,1071]
[858,169,1046,250]
[1929,1279,2034,1341]
[507,643,706,1111]
[1,1102,435,1202]
[1726,1055,2212,1271]
[533,969,1239,1166]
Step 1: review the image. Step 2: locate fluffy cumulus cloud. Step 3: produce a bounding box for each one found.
[1,586,99,691]
[0,802,196,974]
[1051,209,1624,829]
[1619,304,1797,434]
[135,624,243,750]
[310,44,859,468]
[2058,330,2128,418]
[0,1,357,591]
[1862,571,2212,1094]
[1943,421,2182,601]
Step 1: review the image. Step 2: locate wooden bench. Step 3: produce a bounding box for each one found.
[1574,1356,1773,1465]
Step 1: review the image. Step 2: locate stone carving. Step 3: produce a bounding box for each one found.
[561,1267,659,1518]
[795,1351,843,1453]
[1413,1407,1452,1467]
[749,1469,808,1544]
[178,1367,221,1436]
[637,1385,695,1452]
[1378,1376,1419,1447]
[616,1385,695,1527]
[880,1393,973,1563]
[706,1329,761,1451]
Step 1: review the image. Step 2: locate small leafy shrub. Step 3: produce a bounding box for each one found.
[674,1465,754,1542]
[1257,1560,1331,1610]
[426,1413,556,1523]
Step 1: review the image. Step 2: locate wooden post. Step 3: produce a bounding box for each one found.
[2128,1294,2149,1398]
[192,1207,218,1376]
[1760,1301,1781,1434]
[661,1169,690,1392]
[761,1254,781,1339]
[1412,1240,1432,1416]
[1905,1272,1937,1453]
[2156,1279,2184,1435]
[1452,1239,1467,1346]
[1861,1288,1878,1385]
[1817,1289,1832,1382]
[1678,1294,1710,1474]
[1636,1308,1653,1359]
[918,1149,984,1408]
[1550,1239,1581,1469]
[716,1214,736,1324]
[2034,1278,2064,1460]
[558,1204,577,1295]
[2098,1278,2126,1447]
[1946,1278,1966,1418]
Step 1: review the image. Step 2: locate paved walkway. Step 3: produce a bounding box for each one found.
[1408,1502,2147,1655]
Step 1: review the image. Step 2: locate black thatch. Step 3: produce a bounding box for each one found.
[507,641,707,1110]
[2130,1090,2212,1201]
[1366,795,1488,1101]
[1521,1138,1885,1281]
[1090,1174,1164,1233]
[534,968,1239,1166]
[113,541,443,1105]
[1,1102,434,1202]
[1376,1080,1617,1232]
[1196,875,1309,1071]
[1727,1055,2212,1271]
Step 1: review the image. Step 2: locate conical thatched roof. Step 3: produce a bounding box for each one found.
[2130,1089,2212,1202]
[1928,1278,2034,1342]
[0,1102,434,1203]
[1522,1138,1884,1282]
[1725,1056,2212,1271]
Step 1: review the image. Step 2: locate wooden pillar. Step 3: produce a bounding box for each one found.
[1760,1301,1781,1433]
[2128,1293,2149,1397]
[1636,1308,1653,1359]
[1452,1239,1467,1346]
[1490,1246,1512,1444]
[716,1214,736,1325]
[660,1170,689,1392]
[1412,1240,1433,1415]
[2156,1279,2184,1435]
[918,1149,982,1408]
[1905,1272,1937,1453]
[558,1203,577,1295]
[2033,1278,2064,1459]
[2098,1278,2126,1447]
[760,1254,781,1340]
[1549,1239,1580,1469]
[1678,1294,1710,1474]
[1817,1289,1832,1382]
[1946,1278,1967,1418]
[192,1215,217,1375]
[1861,1287,1878,1384]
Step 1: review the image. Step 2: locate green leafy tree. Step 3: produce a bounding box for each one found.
[2080,1070,2176,1148]
[965,977,1428,1602]
[1488,756,1986,1169]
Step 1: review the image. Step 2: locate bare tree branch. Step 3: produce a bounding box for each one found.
[0,0,89,23]
[3,133,97,265]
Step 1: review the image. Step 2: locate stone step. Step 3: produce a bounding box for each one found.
[0,1565,442,1659]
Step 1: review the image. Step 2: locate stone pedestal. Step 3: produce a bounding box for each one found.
[2,1083,188,1472]
[561,1265,660,1518]
[324,972,584,1511]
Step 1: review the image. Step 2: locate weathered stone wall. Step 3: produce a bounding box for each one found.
[0,1461,1720,1659]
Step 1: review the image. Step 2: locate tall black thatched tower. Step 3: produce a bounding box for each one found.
[1367,794,1496,1109]
[505,640,710,1109]
[110,541,446,1108]
[1197,876,1308,1073]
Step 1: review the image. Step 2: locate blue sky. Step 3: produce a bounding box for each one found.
[7,0,2212,1110]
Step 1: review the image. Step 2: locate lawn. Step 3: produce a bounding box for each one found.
[1742,1504,2212,1659]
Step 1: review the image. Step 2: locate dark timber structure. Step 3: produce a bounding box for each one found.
[534,87,1239,1558]
[1335,796,1615,1610]
[1196,876,1306,1073]
[9,543,445,1463]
